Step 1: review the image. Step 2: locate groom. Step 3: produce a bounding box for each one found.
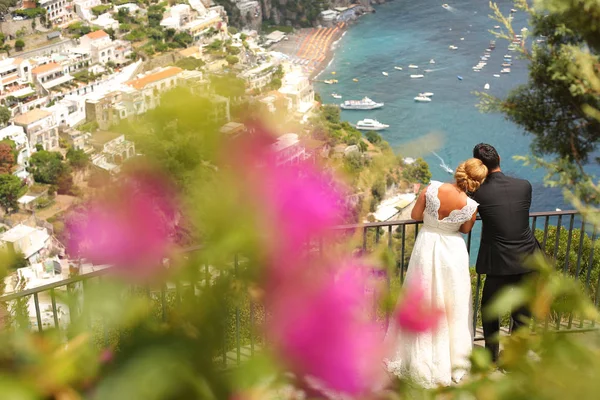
[472,143,539,363]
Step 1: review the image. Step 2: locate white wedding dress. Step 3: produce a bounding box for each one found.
[385,181,476,388]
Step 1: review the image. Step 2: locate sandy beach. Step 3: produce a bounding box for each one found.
[271,23,347,80]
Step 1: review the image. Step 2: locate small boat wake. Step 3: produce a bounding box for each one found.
[432,151,454,174]
[423,67,448,73]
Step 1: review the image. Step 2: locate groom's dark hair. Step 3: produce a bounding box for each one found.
[473,143,500,171]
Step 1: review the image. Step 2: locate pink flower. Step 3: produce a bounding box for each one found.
[228,127,346,279]
[268,261,386,395]
[395,279,444,333]
[66,169,178,279]
[99,349,113,364]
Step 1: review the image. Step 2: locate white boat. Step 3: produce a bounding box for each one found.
[501,68,511,74]
[408,64,419,69]
[493,74,500,77]
[504,54,512,59]
[419,92,434,97]
[331,93,342,99]
[414,96,432,102]
[485,48,492,52]
[484,83,490,90]
[494,25,500,29]
[502,62,512,67]
[449,45,458,50]
[510,8,517,13]
[382,71,389,76]
[410,74,424,79]
[394,66,403,70]
[424,69,433,72]
[429,59,436,64]
[340,97,384,110]
[460,37,465,41]
[356,119,389,131]
[442,3,450,9]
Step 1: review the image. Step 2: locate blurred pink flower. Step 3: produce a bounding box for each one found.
[395,279,444,334]
[99,349,113,364]
[66,170,178,279]
[268,261,386,395]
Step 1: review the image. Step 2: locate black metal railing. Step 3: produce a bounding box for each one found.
[0,210,598,367]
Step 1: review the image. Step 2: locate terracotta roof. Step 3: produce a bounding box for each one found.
[13,109,52,125]
[126,67,183,90]
[32,62,61,75]
[84,30,109,40]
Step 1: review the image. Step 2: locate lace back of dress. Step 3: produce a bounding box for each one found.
[423,181,478,232]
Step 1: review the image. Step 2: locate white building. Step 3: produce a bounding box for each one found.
[0,125,32,177]
[240,61,280,91]
[92,13,120,31]
[13,109,59,151]
[31,62,74,92]
[39,0,73,24]
[183,10,224,40]
[45,95,86,128]
[271,133,307,166]
[160,4,192,30]
[78,30,132,65]
[0,225,52,264]
[124,66,183,111]
[278,66,315,115]
[73,0,101,21]
[320,10,339,23]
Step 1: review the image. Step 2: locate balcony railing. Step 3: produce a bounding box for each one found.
[0,210,598,368]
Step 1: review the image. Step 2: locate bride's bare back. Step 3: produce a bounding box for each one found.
[411,182,477,233]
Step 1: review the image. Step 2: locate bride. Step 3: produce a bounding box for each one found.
[385,158,488,388]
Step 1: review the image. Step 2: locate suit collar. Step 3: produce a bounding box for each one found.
[487,171,504,179]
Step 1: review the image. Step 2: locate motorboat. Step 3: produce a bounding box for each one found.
[501,68,511,74]
[323,80,336,84]
[332,93,342,99]
[457,75,463,80]
[494,25,500,29]
[352,78,359,82]
[485,48,492,52]
[460,37,465,41]
[429,59,436,64]
[502,62,512,67]
[410,74,425,79]
[424,69,433,72]
[449,45,458,50]
[504,54,512,59]
[408,64,419,69]
[484,83,490,90]
[394,66,403,70]
[356,119,389,131]
[442,3,450,9]
[414,95,432,102]
[493,74,501,77]
[340,97,384,110]
[382,71,389,76]
[510,8,517,13]
[419,92,434,97]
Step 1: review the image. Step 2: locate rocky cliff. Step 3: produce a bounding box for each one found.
[218,0,387,30]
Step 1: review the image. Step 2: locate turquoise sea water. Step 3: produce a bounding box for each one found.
[315,0,570,212]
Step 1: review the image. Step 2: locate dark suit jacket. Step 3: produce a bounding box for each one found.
[472,171,539,275]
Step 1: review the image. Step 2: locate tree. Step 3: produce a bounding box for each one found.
[7,251,27,271]
[365,131,382,144]
[66,148,89,170]
[209,74,246,99]
[225,55,239,66]
[176,57,205,71]
[479,2,600,208]
[402,157,431,185]
[173,32,193,47]
[0,174,23,214]
[0,106,11,126]
[14,39,25,51]
[0,143,15,174]
[29,150,68,184]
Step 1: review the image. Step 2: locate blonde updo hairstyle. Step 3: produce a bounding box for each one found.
[454,158,488,193]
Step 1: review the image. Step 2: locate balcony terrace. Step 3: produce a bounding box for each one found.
[0,209,597,369]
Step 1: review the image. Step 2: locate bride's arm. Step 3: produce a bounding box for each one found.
[411,188,427,220]
[459,208,478,234]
